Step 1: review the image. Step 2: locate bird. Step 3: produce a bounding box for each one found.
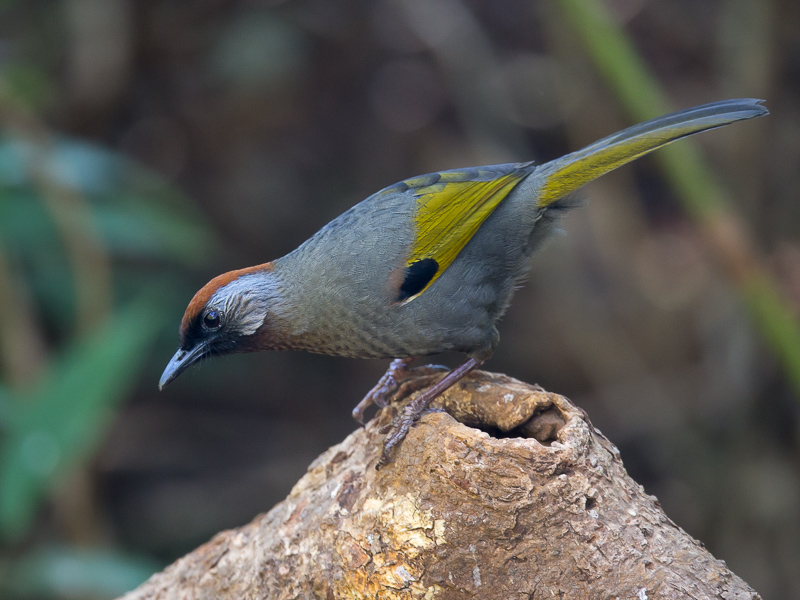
[159,98,768,466]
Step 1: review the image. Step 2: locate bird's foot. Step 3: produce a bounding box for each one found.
[376,357,482,469]
[377,390,438,469]
[352,358,412,425]
[351,358,447,425]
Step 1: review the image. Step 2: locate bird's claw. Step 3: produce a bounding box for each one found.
[377,404,417,468]
[352,358,413,424]
[352,359,448,425]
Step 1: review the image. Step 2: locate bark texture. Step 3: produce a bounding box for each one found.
[120,370,761,599]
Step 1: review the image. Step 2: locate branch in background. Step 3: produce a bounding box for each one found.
[0,245,46,387]
[0,87,113,336]
[557,0,800,395]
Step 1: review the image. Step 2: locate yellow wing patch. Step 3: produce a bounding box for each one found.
[401,168,528,302]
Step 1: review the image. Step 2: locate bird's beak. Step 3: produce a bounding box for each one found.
[159,344,206,390]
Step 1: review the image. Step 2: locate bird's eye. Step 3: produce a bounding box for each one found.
[203,309,222,330]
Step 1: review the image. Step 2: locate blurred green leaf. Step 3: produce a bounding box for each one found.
[0,136,217,265]
[0,545,159,599]
[91,192,218,266]
[0,383,10,426]
[0,128,216,543]
[0,188,59,244]
[0,293,166,541]
[0,134,217,333]
[0,63,56,112]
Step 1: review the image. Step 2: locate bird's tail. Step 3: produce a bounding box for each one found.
[535,98,768,208]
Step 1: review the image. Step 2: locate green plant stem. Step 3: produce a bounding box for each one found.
[558,0,800,394]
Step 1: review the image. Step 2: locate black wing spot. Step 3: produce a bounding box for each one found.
[397,258,439,301]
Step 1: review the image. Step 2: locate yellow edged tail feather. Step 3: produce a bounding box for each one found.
[536,99,768,208]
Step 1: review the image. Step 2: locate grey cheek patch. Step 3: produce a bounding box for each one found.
[211,274,273,337]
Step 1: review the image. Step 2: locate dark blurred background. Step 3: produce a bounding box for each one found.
[0,0,798,597]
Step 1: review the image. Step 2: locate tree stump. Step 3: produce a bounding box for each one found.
[119,370,760,599]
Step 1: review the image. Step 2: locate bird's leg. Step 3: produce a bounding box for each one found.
[377,357,483,468]
[352,358,450,425]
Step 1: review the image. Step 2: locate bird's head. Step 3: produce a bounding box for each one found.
[159,262,278,390]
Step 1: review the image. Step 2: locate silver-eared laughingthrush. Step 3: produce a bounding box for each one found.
[160,99,768,465]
